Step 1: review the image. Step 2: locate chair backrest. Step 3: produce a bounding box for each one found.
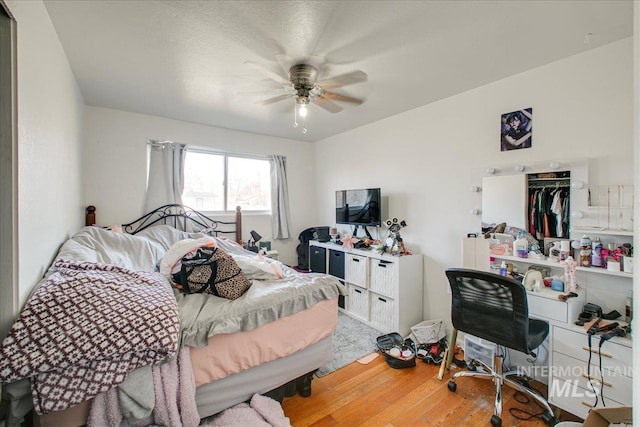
[445,268,531,355]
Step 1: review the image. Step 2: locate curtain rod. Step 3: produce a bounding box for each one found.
[147,139,186,149]
[186,146,273,161]
[147,139,281,161]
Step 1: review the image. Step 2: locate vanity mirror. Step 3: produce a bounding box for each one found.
[481,174,527,229]
[482,170,572,243]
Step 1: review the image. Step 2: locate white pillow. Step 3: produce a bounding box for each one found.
[231,253,284,280]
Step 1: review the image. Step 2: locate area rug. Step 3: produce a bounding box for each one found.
[315,312,382,377]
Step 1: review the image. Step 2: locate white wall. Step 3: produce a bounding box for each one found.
[632,0,639,419]
[314,38,634,324]
[83,107,316,266]
[7,0,85,306]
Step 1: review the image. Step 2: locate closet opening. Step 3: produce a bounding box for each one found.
[527,171,570,252]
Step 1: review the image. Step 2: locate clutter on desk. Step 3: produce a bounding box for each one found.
[480,222,633,273]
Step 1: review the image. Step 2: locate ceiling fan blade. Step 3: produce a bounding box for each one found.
[244,61,290,85]
[317,70,368,89]
[321,91,364,105]
[313,96,343,113]
[238,86,296,96]
[261,94,294,105]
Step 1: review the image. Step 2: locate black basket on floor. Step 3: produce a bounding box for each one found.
[376,332,416,369]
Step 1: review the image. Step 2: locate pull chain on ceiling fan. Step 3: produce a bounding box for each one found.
[245,60,368,134]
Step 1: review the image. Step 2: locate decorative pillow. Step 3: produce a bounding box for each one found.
[172,247,252,300]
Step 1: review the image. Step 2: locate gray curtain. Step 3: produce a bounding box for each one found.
[269,154,292,240]
[144,141,186,212]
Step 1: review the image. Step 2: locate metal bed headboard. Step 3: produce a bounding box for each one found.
[88,204,243,243]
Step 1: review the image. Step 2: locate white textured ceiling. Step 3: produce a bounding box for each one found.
[43,0,633,142]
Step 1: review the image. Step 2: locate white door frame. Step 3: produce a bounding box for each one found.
[0,0,19,341]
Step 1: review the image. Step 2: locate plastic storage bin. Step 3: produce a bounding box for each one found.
[464,335,495,368]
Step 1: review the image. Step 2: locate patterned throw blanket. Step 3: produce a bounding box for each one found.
[0,260,180,414]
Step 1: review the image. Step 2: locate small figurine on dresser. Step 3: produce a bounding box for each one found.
[382,217,410,255]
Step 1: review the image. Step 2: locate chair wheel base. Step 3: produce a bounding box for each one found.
[490,415,502,426]
[541,412,557,426]
[447,381,457,392]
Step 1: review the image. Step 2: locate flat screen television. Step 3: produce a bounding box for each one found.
[335,188,382,226]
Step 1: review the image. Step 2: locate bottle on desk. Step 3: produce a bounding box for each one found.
[579,235,592,267]
[513,231,528,259]
[591,237,603,267]
[499,261,508,277]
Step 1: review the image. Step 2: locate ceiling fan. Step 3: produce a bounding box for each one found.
[245,59,368,117]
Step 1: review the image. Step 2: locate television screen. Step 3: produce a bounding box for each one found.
[335,188,382,226]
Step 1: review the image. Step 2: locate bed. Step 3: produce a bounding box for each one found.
[0,205,343,426]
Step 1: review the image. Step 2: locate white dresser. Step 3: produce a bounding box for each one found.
[309,240,423,336]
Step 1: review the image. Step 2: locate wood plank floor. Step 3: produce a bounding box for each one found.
[281,354,581,426]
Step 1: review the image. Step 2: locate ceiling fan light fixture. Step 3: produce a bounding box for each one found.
[293,98,308,134]
[297,103,308,118]
[248,59,367,136]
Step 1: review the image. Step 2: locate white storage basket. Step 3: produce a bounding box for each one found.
[369,259,396,297]
[410,319,446,345]
[347,284,368,320]
[369,293,395,332]
[345,254,368,288]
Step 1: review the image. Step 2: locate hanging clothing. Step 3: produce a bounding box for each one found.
[528,184,570,240]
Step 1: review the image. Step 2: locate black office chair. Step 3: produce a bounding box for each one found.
[445,268,556,427]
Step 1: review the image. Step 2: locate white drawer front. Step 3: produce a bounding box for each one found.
[369,292,395,332]
[549,377,625,420]
[369,259,396,298]
[345,254,368,288]
[553,326,632,373]
[347,284,368,320]
[552,351,632,405]
[528,293,567,323]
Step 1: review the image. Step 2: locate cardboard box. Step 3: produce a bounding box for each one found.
[582,406,632,427]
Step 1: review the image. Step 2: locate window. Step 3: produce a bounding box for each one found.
[182,150,271,212]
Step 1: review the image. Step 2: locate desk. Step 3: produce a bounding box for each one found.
[450,238,634,419]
